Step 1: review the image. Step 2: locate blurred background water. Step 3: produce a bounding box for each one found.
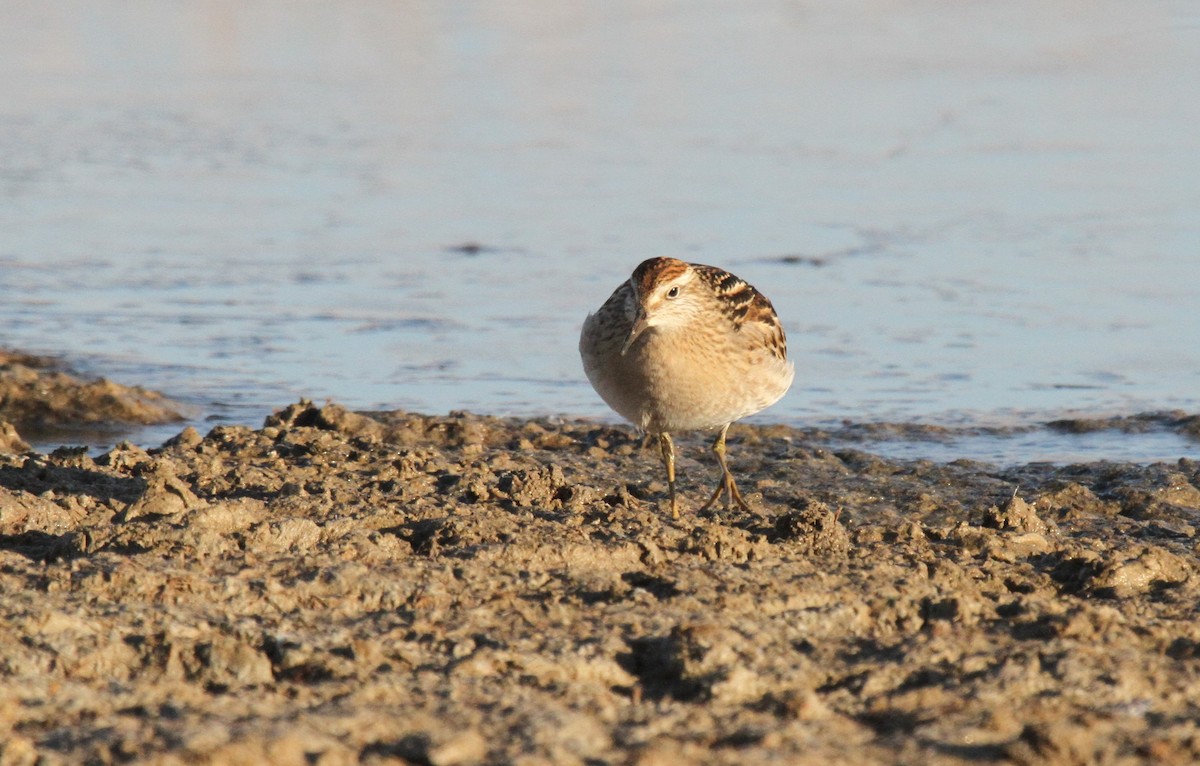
[1,0,1198,463]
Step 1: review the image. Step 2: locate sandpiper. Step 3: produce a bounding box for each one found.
[579,257,794,518]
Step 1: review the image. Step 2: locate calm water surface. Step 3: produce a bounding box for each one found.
[2,1,1198,463]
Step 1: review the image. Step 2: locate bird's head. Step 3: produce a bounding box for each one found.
[621,257,701,355]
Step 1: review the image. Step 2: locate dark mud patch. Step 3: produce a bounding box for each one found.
[2,399,1200,764]
[1047,411,1200,440]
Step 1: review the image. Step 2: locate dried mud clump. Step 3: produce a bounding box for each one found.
[0,420,27,453]
[0,350,184,450]
[2,399,1200,764]
[771,497,851,556]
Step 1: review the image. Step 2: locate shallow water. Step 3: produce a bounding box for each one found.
[2,0,1198,463]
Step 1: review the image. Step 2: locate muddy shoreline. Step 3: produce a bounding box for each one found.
[2,356,1200,764]
[0,350,185,454]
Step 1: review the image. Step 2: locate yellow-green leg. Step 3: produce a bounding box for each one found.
[698,423,751,513]
[658,432,679,519]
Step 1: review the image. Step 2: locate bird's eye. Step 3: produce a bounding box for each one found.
[665,286,680,299]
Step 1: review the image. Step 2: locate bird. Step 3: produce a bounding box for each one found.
[579,257,794,519]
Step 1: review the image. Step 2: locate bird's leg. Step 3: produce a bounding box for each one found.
[699,423,752,513]
[658,432,679,519]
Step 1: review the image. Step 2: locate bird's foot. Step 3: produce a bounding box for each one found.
[698,470,752,514]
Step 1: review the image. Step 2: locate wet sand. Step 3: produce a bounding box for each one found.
[2,356,1200,764]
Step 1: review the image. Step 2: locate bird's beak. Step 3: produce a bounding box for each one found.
[621,307,650,356]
